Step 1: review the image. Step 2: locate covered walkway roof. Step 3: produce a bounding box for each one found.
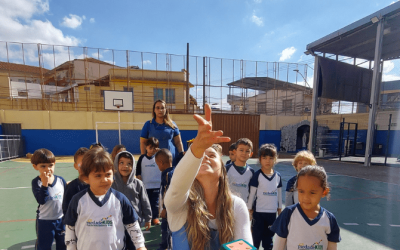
[306,1,400,61]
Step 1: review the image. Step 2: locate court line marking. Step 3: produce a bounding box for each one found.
[0,219,35,223]
[326,172,400,187]
[0,187,30,190]
[390,224,400,227]
[367,223,381,226]
[343,223,359,225]
[21,245,35,249]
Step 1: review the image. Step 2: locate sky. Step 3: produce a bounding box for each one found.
[0,0,399,63]
[0,0,399,111]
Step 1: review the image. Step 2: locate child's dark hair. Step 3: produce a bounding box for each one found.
[145,137,159,148]
[74,147,89,163]
[296,165,330,200]
[31,148,55,165]
[155,148,172,164]
[258,143,278,160]
[111,144,126,161]
[228,143,236,152]
[80,147,114,178]
[90,142,105,150]
[236,138,253,150]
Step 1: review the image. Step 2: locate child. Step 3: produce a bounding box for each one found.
[155,148,175,250]
[247,144,282,250]
[136,137,161,225]
[225,142,237,166]
[111,144,126,162]
[31,148,67,250]
[112,151,152,250]
[285,150,316,207]
[271,165,341,250]
[64,147,147,250]
[226,138,254,202]
[62,147,89,217]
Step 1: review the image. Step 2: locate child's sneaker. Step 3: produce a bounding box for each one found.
[152,218,161,225]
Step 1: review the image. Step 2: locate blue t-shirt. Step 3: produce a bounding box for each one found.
[141,118,180,165]
[62,178,88,217]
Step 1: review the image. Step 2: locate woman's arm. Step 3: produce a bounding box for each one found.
[165,104,230,232]
[233,196,253,244]
[173,134,184,153]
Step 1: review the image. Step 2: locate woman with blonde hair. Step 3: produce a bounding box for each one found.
[140,100,185,166]
[165,104,252,250]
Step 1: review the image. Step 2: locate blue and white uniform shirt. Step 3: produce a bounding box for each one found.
[271,204,341,250]
[64,188,139,250]
[31,175,66,220]
[286,175,299,204]
[226,163,254,202]
[137,154,161,190]
[249,170,282,213]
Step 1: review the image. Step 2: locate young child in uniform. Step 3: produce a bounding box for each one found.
[112,151,152,250]
[64,147,147,250]
[285,150,316,207]
[247,144,282,250]
[31,148,67,250]
[225,142,237,166]
[111,144,126,162]
[271,165,341,250]
[155,148,175,250]
[136,137,161,225]
[62,147,89,218]
[226,138,254,202]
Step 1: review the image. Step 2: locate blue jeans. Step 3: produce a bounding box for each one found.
[159,218,171,249]
[252,212,276,250]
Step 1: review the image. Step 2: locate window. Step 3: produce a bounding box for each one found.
[257,102,266,113]
[154,88,163,102]
[282,99,293,111]
[18,91,28,97]
[165,89,175,104]
[123,87,134,92]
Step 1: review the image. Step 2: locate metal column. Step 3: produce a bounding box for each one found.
[309,56,320,155]
[364,18,385,167]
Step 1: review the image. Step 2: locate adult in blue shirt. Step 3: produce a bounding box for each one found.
[140,99,185,166]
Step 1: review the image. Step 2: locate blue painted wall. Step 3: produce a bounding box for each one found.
[0,124,2,135]
[22,129,198,156]
[19,128,400,157]
[259,130,281,151]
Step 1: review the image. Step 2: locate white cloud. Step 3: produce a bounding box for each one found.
[383,74,400,81]
[250,11,264,27]
[143,60,152,65]
[0,1,80,46]
[61,14,85,29]
[279,47,297,61]
[383,61,394,74]
[90,18,95,23]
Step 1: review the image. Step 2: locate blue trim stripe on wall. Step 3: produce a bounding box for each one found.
[21,129,198,156]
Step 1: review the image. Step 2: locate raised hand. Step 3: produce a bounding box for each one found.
[191,104,231,158]
[40,171,51,187]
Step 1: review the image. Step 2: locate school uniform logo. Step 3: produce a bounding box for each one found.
[298,240,323,249]
[232,182,247,188]
[263,190,278,196]
[86,215,113,227]
[50,192,63,201]
[145,163,156,167]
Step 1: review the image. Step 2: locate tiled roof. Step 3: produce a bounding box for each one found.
[0,61,48,75]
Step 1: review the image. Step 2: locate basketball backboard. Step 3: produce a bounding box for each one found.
[104,90,133,111]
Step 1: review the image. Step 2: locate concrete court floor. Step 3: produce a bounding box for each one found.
[0,155,399,250]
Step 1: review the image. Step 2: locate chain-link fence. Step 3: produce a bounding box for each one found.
[1,41,316,115]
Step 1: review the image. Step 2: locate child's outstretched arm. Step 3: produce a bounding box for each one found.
[125,222,147,250]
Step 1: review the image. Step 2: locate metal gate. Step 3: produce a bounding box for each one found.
[211,114,260,156]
